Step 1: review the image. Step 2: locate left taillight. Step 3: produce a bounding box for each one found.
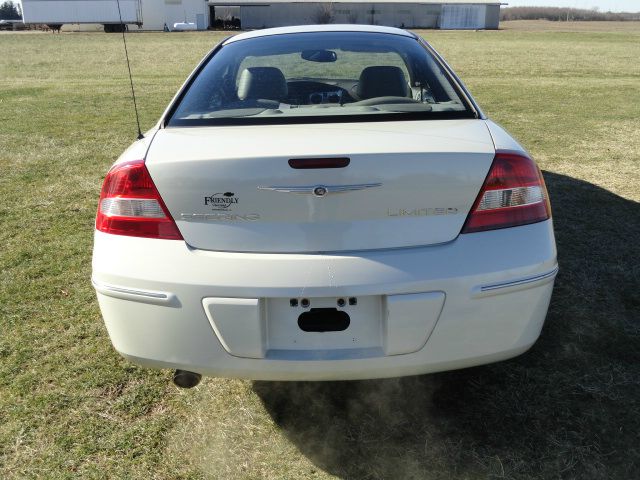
[96,160,183,240]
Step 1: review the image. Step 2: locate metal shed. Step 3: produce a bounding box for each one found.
[208,0,503,30]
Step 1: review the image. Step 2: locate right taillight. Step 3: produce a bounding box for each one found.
[461,151,551,234]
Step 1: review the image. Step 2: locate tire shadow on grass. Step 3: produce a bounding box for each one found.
[253,172,640,479]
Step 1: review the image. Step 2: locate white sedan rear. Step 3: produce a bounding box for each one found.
[92,25,557,382]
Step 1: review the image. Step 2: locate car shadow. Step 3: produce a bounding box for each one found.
[252,172,640,479]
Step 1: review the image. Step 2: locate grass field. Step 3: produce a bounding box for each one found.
[1,21,639,479]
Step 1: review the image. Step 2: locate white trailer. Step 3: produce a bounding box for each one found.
[21,0,143,31]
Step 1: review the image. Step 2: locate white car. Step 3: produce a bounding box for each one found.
[92,25,557,386]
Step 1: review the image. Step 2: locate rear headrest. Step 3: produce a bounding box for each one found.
[358,66,409,100]
[237,67,287,102]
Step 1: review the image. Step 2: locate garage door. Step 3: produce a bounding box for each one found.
[440,5,486,29]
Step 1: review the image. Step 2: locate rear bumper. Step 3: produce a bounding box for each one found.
[92,220,557,380]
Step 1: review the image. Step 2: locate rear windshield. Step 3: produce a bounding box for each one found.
[167,32,475,126]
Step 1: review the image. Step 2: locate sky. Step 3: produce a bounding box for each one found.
[499,0,638,11]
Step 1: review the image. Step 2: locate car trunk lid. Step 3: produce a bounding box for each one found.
[146,120,495,253]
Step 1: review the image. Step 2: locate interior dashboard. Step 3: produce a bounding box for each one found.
[286,80,356,105]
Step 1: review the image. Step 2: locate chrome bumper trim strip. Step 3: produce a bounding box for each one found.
[473,266,558,298]
[92,279,177,306]
[481,266,559,292]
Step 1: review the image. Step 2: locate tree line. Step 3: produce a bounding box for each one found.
[0,1,21,20]
[501,7,640,22]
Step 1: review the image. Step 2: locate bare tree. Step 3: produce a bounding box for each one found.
[313,3,335,24]
[501,6,640,22]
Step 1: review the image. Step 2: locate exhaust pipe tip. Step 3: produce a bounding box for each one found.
[173,370,202,389]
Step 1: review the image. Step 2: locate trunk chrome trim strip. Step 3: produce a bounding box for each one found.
[258,183,382,197]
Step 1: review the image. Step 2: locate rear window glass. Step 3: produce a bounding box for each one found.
[168,31,474,126]
[237,51,410,85]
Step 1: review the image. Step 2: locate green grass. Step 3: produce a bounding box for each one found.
[1,23,639,479]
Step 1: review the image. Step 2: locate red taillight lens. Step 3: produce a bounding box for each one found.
[96,160,183,240]
[461,151,551,234]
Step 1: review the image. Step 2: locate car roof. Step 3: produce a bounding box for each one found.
[223,24,416,45]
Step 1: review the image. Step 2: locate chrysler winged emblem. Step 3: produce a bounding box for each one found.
[258,183,382,197]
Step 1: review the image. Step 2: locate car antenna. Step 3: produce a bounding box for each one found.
[115,0,144,140]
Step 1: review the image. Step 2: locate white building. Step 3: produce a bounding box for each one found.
[140,0,210,30]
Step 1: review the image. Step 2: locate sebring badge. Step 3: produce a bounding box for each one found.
[258,183,382,197]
